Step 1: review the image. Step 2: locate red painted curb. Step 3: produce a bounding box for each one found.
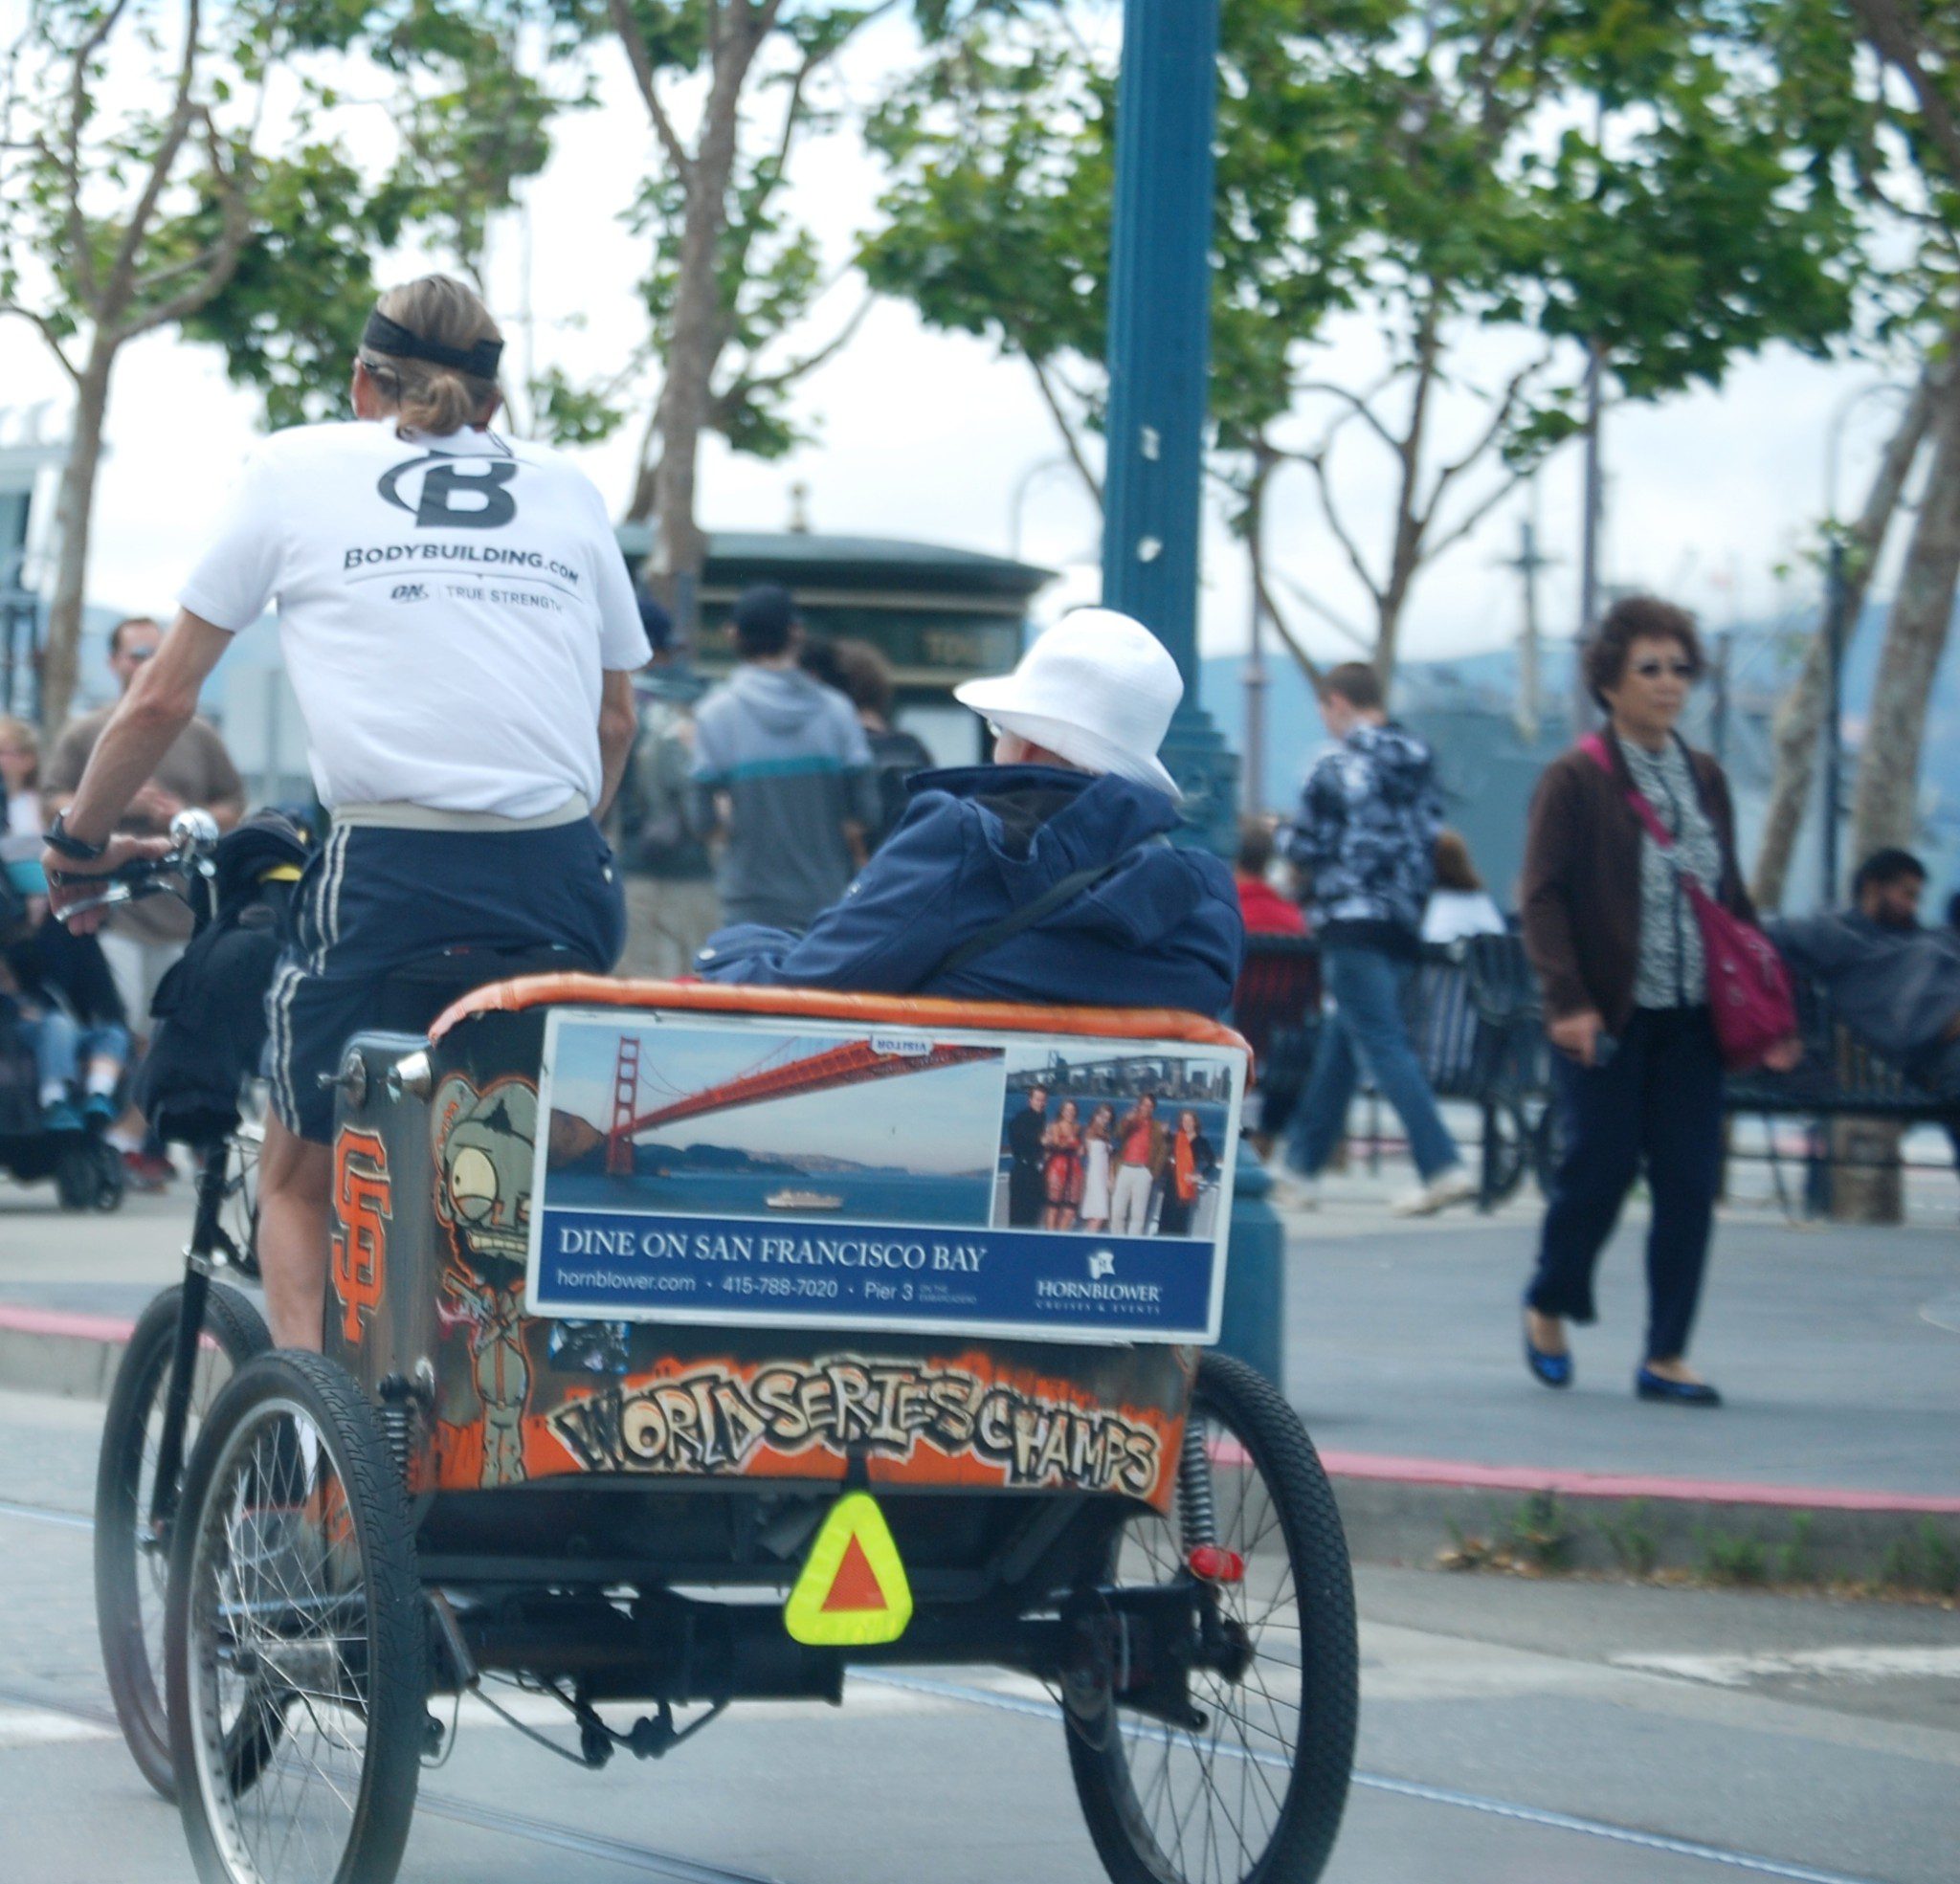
[3,1304,1954,1517]
[0,1303,137,1344]
[1312,1449,1960,1515]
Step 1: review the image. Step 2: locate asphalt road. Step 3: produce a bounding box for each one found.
[0,1389,1954,1884]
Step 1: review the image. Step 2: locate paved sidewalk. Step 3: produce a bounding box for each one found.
[4,1163,1956,1577]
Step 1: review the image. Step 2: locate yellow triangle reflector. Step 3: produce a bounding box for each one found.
[784,1492,913,1647]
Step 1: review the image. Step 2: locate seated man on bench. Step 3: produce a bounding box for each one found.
[1766,849,1960,1169]
[694,610,1243,1019]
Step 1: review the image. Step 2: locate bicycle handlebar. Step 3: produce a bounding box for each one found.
[50,808,223,924]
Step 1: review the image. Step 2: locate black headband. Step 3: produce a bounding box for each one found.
[361,310,502,379]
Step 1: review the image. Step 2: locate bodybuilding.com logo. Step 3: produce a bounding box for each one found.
[377,454,518,528]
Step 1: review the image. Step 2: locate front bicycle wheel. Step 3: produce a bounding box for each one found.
[168,1350,425,1884]
[1066,1352,1358,1884]
[96,1280,271,1799]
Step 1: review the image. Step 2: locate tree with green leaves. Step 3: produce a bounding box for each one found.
[864,1,1860,690]
[0,0,281,729]
[0,0,569,729]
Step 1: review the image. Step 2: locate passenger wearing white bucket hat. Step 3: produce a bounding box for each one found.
[695,609,1242,1015]
[952,609,1184,798]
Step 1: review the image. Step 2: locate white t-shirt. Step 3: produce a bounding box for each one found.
[182,422,651,817]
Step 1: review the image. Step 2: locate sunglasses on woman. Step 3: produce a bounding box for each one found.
[1632,659,1695,679]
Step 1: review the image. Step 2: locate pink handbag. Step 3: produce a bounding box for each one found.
[1580,735,1795,1071]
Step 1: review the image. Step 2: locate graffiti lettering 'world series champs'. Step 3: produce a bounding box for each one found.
[546,1358,1165,1499]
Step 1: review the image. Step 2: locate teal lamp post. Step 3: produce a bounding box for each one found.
[1102,0,1282,1384]
[1101,0,1239,853]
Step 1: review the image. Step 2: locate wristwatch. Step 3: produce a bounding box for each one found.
[44,810,107,861]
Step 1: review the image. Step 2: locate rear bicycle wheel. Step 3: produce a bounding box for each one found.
[1066,1352,1358,1884]
[95,1280,271,1799]
[168,1350,425,1884]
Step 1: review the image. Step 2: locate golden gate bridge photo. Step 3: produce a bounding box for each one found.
[543,1020,1010,1228]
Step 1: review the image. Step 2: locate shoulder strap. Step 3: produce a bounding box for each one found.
[930,854,1131,983]
[1578,732,1674,851]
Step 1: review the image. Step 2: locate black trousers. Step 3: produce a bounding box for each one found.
[1525,1006,1725,1363]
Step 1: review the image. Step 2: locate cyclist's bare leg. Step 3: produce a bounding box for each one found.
[258,1115,330,1350]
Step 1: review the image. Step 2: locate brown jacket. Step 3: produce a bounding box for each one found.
[1520,738,1754,1033]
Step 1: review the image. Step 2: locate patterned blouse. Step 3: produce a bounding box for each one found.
[1616,732,1722,1011]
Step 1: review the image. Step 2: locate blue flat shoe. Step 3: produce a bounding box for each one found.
[1636,1366,1722,1407]
[1524,1326,1572,1389]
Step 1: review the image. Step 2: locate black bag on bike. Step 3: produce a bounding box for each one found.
[135,810,315,1144]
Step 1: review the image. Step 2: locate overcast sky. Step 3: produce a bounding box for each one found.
[3,23,1920,679]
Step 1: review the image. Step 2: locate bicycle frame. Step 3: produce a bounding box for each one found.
[145,1140,249,1538]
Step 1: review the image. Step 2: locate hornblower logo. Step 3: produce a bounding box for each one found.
[1088,1251,1116,1280]
[377,454,518,528]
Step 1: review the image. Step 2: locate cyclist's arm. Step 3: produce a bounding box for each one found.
[595,670,636,822]
[49,610,233,859]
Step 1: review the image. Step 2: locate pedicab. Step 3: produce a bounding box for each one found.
[101,888,1360,1883]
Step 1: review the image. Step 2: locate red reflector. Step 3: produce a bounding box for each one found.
[1188,1545,1245,1585]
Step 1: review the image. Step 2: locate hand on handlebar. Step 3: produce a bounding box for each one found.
[43,833,176,933]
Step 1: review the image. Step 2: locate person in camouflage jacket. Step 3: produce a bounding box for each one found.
[1278,664,1473,1216]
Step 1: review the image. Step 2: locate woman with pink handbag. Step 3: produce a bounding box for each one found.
[1518,597,1798,1407]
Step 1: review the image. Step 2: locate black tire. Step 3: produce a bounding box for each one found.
[54,1141,96,1211]
[168,1351,426,1884]
[1067,1351,1358,1884]
[96,1281,271,1800]
[91,1137,127,1211]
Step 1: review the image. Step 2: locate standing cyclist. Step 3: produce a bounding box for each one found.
[44,276,648,1349]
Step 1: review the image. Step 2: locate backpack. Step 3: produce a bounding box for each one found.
[617,691,709,876]
[135,810,315,1143]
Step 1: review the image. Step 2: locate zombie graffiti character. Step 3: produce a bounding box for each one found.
[434,1075,538,1486]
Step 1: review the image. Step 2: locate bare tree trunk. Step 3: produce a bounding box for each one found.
[1850,368,1960,856]
[40,344,115,732]
[643,25,765,638]
[1832,356,1960,1226]
[1751,370,1935,910]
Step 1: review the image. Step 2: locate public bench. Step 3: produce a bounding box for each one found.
[1231,930,1548,1208]
[1722,973,1957,1212]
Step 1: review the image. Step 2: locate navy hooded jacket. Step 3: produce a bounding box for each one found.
[693,765,1244,1018]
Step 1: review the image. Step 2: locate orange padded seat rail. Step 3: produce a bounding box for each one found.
[430,973,1250,1057]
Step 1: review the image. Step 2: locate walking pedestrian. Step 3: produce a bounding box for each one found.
[690,585,878,932]
[1519,595,1793,1407]
[1281,662,1474,1215]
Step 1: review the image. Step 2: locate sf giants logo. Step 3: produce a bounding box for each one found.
[331,1130,392,1345]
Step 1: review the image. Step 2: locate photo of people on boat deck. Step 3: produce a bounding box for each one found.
[995,1050,1237,1240]
[540,1016,1004,1229]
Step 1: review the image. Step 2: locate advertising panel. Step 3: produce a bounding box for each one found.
[523,1008,1243,1344]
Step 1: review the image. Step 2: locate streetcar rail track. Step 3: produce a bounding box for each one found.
[0,1492,1900,1884]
